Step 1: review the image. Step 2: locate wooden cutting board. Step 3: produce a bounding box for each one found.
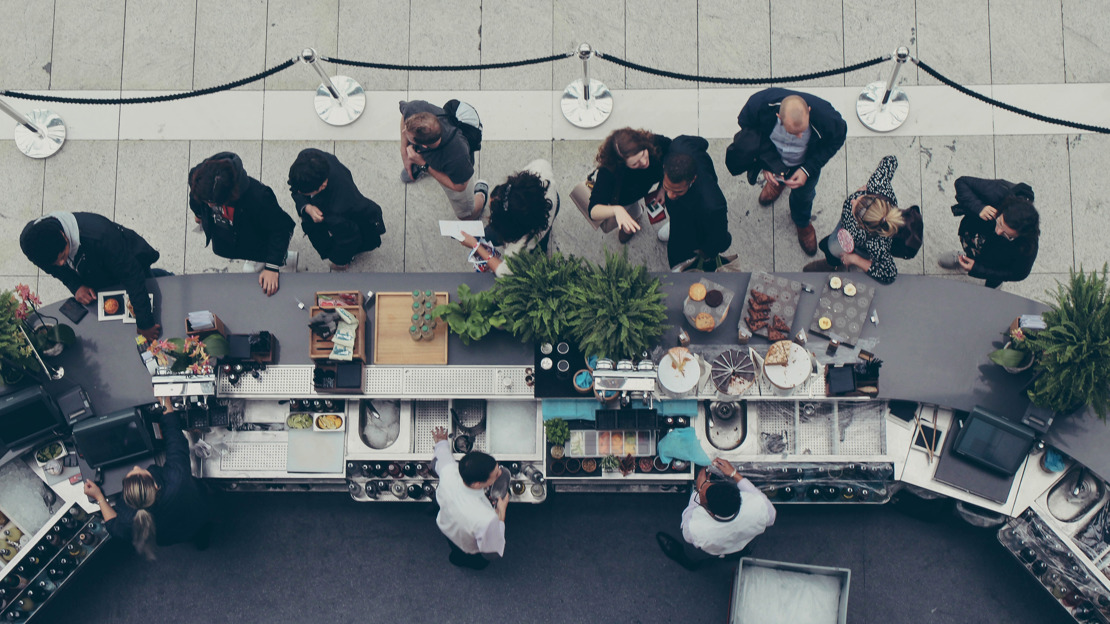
[373,292,449,364]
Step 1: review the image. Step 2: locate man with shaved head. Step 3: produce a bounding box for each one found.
[725,88,847,256]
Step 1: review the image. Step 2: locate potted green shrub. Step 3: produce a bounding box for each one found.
[1024,265,1110,420]
[544,417,570,458]
[432,284,506,345]
[496,249,586,344]
[567,249,669,360]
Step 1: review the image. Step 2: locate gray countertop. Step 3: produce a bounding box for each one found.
[36,271,1110,481]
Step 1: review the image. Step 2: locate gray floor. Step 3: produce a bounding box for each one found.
[35,492,1066,624]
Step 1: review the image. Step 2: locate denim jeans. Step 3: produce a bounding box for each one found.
[788,167,822,227]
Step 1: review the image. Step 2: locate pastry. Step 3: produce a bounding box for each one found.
[751,289,776,305]
[767,329,789,342]
[704,289,724,308]
[694,312,716,331]
[818,317,833,330]
[745,316,768,332]
[748,298,772,312]
[829,276,842,290]
[688,283,707,301]
[772,315,791,332]
[765,340,791,366]
[747,307,769,322]
[103,298,120,315]
[843,283,857,297]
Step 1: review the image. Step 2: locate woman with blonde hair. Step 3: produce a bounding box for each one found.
[580,127,671,243]
[84,405,213,561]
[805,155,905,285]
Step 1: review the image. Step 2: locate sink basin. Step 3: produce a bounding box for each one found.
[705,400,746,451]
[359,399,402,449]
[1047,468,1106,523]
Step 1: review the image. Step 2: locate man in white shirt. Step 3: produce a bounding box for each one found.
[657,458,777,571]
[431,426,508,570]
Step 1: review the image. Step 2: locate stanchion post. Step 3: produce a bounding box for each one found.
[856,46,911,133]
[0,96,66,158]
[560,43,613,129]
[300,48,366,127]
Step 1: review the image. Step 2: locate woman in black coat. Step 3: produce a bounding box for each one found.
[940,177,1040,288]
[188,152,295,295]
[585,128,671,243]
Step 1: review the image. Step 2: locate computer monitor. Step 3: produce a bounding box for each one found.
[71,407,154,469]
[0,385,67,451]
[952,406,1036,476]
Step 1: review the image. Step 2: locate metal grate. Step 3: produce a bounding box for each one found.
[454,399,488,452]
[219,442,288,471]
[218,366,315,396]
[757,402,796,454]
[413,400,450,454]
[835,402,887,456]
[796,403,833,455]
[365,367,405,394]
[401,367,533,397]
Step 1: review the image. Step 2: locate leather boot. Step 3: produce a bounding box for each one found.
[796,224,818,256]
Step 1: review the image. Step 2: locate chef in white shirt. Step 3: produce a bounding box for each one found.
[431,426,508,570]
[657,457,777,570]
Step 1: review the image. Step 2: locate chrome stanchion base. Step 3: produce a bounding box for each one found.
[313,75,365,126]
[13,109,65,158]
[560,78,613,129]
[856,81,910,132]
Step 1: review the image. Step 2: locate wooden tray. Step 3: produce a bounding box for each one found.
[739,272,803,341]
[373,292,449,365]
[309,305,366,361]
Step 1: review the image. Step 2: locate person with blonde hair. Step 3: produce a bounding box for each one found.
[84,405,213,561]
[805,155,905,285]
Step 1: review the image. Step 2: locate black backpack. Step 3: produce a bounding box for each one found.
[443,99,483,154]
[891,204,924,259]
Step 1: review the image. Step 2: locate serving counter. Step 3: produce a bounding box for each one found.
[2,270,1108,622]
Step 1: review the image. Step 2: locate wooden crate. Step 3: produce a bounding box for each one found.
[309,305,366,361]
[373,292,449,365]
[186,313,228,337]
[316,290,363,308]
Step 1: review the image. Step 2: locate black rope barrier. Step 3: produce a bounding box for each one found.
[914,59,1110,135]
[595,53,890,85]
[0,57,299,105]
[321,52,575,72]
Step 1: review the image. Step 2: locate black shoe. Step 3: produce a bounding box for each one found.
[747,168,759,186]
[656,532,699,571]
[192,522,213,551]
[449,550,490,570]
[802,259,837,273]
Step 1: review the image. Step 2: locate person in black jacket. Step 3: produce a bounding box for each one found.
[19,211,162,340]
[725,88,847,256]
[940,177,1040,288]
[659,136,733,269]
[85,406,213,561]
[586,127,671,244]
[287,149,386,271]
[188,152,295,295]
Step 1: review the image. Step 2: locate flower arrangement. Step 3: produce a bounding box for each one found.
[0,285,75,382]
[147,334,228,375]
[988,326,1033,370]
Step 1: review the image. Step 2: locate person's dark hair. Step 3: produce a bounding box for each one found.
[288,151,330,195]
[458,451,497,486]
[487,171,553,244]
[663,152,697,185]
[406,112,443,146]
[705,483,742,519]
[997,196,1040,254]
[19,218,67,267]
[595,127,660,172]
[122,471,158,562]
[189,157,243,205]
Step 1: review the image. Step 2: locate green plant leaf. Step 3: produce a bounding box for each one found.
[202,334,230,357]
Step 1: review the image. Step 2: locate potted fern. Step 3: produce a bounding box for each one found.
[496,249,585,344]
[1024,265,1110,420]
[432,284,506,345]
[567,249,669,360]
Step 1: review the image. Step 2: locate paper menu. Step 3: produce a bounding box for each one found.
[438,220,485,241]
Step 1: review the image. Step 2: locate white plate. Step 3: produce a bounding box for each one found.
[658,352,701,394]
[762,343,814,390]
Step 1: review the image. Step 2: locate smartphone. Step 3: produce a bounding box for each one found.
[59,297,88,324]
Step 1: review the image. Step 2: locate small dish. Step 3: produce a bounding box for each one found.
[286,413,313,429]
[313,413,345,431]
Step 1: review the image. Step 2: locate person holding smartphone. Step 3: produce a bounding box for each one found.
[656,458,777,571]
[939,177,1040,288]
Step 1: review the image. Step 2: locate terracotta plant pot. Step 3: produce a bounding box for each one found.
[573,369,593,393]
[549,460,566,476]
[638,457,654,472]
[580,458,596,473]
[565,458,581,474]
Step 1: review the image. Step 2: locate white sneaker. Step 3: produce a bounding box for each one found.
[657,221,671,242]
[284,251,299,272]
[241,261,263,273]
[937,251,963,270]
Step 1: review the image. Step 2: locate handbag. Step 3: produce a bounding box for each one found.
[571,169,618,233]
